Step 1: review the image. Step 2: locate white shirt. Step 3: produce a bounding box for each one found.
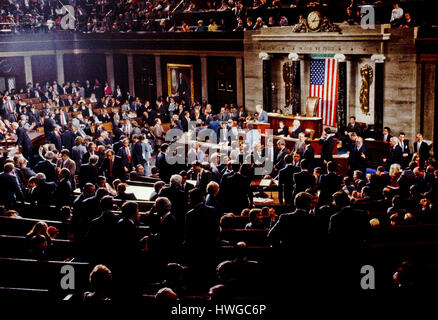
[391,7,403,21]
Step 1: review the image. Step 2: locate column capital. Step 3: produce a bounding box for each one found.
[371,54,386,63]
[258,52,271,60]
[334,53,347,62]
[288,53,303,61]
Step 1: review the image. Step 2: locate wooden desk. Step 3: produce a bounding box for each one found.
[315,154,349,177]
[267,113,323,138]
[252,122,271,134]
[261,134,338,155]
[0,132,45,149]
[364,139,390,168]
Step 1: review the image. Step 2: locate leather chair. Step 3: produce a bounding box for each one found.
[306,97,320,117]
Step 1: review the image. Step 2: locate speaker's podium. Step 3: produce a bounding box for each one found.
[251,122,271,134]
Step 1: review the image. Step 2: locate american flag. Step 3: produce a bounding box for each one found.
[309,58,339,127]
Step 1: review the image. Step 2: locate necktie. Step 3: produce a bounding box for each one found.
[61,113,66,125]
[126,147,131,162]
[9,102,13,113]
[109,160,113,177]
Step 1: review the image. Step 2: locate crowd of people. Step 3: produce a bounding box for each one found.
[0,74,437,301]
[0,0,421,34]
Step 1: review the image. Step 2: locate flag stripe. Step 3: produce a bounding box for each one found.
[309,58,339,127]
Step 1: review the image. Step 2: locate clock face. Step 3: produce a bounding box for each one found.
[307,11,322,30]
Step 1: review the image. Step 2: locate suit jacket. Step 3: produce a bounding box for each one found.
[86,211,120,263]
[184,203,219,250]
[156,152,171,183]
[278,164,301,204]
[328,206,370,247]
[219,172,251,212]
[100,156,126,182]
[56,157,76,179]
[117,146,134,170]
[78,163,99,188]
[387,144,403,167]
[302,145,315,169]
[34,160,58,183]
[47,131,62,151]
[131,141,145,166]
[30,180,56,207]
[346,122,362,135]
[319,136,334,163]
[61,130,78,152]
[318,172,343,205]
[268,209,323,249]
[275,147,288,171]
[55,112,69,126]
[293,170,315,197]
[15,127,33,157]
[348,144,368,173]
[0,171,24,208]
[413,141,430,166]
[53,179,72,208]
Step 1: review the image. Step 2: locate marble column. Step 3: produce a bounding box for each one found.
[371,54,385,134]
[288,53,302,115]
[335,53,347,130]
[155,55,162,98]
[105,53,115,91]
[259,52,272,111]
[200,56,208,102]
[24,56,33,85]
[56,53,64,86]
[127,54,135,97]
[236,57,243,107]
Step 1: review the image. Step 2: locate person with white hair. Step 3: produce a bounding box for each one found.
[384,136,403,169]
[290,119,302,138]
[256,105,268,123]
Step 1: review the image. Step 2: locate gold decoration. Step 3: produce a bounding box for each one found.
[359,64,373,116]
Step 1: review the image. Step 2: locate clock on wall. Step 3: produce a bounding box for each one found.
[307,11,322,31]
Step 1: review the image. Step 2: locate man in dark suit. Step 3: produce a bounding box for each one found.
[2,96,17,122]
[117,138,134,173]
[61,126,79,153]
[398,132,411,168]
[302,141,315,171]
[278,154,301,205]
[27,106,41,127]
[55,109,69,127]
[184,188,219,251]
[53,168,72,209]
[114,183,137,200]
[47,125,62,151]
[12,122,33,159]
[158,175,186,232]
[219,162,251,214]
[30,172,57,208]
[292,158,316,200]
[318,161,343,206]
[99,149,126,183]
[268,192,323,249]
[78,155,99,189]
[348,136,368,175]
[384,137,403,169]
[85,196,120,264]
[43,114,56,136]
[274,139,288,172]
[342,116,362,151]
[0,163,24,209]
[319,127,334,166]
[191,161,215,196]
[130,137,145,170]
[34,151,58,183]
[148,197,179,259]
[413,133,430,169]
[380,126,392,142]
[156,144,172,183]
[328,191,370,247]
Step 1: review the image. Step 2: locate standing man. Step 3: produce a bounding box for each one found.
[12,122,33,160]
[319,127,334,167]
[413,133,430,169]
[256,104,268,123]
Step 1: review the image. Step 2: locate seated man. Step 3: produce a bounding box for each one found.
[114,183,137,200]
